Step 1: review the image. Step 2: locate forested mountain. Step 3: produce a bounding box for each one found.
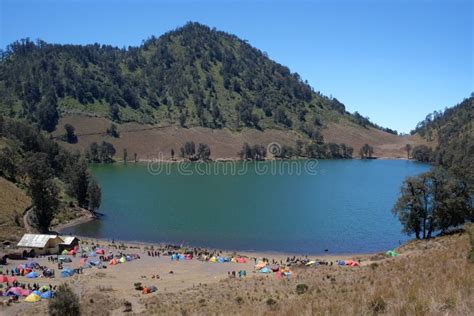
[0,22,392,139]
[411,95,474,186]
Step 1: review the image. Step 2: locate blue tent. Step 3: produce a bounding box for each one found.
[218,257,225,263]
[178,254,185,260]
[171,254,178,261]
[40,291,53,299]
[259,267,271,273]
[60,268,74,278]
[338,260,345,266]
[26,271,38,278]
[89,251,97,257]
[32,290,42,296]
[90,259,101,266]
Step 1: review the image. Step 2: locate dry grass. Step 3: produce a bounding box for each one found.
[139,232,474,315]
[52,114,424,160]
[0,177,30,242]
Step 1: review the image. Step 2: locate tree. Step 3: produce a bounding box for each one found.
[171,148,175,160]
[123,148,128,162]
[181,141,196,159]
[63,124,77,144]
[87,178,101,211]
[48,283,80,316]
[68,159,90,208]
[405,144,412,159]
[37,90,59,132]
[359,144,374,159]
[106,123,120,138]
[411,145,432,163]
[0,147,17,181]
[110,103,120,122]
[22,153,60,232]
[197,143,211,161]
[393,169,472,239]
[99,141,116,162]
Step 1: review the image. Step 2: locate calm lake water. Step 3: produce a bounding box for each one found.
[62,160,429,254]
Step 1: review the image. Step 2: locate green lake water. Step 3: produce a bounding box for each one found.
[62,159,429,254]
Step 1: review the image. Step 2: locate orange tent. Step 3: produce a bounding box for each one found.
[109,259,118,265]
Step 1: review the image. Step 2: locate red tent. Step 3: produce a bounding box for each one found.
[0,275,7,283]
[96,249,105,255]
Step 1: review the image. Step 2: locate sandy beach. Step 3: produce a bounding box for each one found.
[0,235,378,315]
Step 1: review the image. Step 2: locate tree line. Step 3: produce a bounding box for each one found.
[394,95,473,239]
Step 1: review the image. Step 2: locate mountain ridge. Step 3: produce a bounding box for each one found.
[0,22,397,137]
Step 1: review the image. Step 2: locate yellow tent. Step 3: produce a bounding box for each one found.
[210,256,217,263]
[25,293,41,302]
[119,257,126,263]
[231,258,237,263]
[305,260,316,266]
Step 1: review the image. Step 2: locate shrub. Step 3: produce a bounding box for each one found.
[296,284,309,295]
[266,298,277,306]
[235,296,244,305]
[48,283,80,316]
[368,295,386,314]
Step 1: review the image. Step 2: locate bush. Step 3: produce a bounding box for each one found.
[368,295,386,314]
[266,298,277,306]
[235,296,244,305]
[296,284,309,295]
[48,283,80,316]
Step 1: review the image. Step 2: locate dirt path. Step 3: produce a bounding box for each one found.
[22,206,35,233]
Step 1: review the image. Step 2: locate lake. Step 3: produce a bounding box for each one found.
[62,159,430,254]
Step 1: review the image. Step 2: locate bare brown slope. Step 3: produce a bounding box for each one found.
[323,122,427,159]
[53,115,424,160]
[0,177,30,242]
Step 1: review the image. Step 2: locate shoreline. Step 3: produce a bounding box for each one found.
[66,234,378,262]
[51,208,97,232]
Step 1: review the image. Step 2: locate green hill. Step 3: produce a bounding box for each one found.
[0,22,393,138]
[411,95,474,186]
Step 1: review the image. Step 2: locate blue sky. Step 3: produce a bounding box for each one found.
[1,0,472,133]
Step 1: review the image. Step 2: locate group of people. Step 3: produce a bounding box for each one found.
[227,270,247,278]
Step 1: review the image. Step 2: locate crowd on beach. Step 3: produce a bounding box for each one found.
[1,239,373,307]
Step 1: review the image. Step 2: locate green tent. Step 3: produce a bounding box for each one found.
[61,249,68,255]
[386,250,398,257]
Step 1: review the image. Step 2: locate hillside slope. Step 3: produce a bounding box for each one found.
[412,96,474,185]
[52,114,420,160]
[0,22,408,157]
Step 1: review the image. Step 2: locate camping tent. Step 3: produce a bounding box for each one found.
[95,249,105,255]
[109,258,118,265]
[59,256,72,263]
[259,267,271,273]
[7,287,30,296]
[386,250,398,257]
[26,271,38,278]
[39,285,50,292]
[61,249,69,255]
[89,251,97,257]
[25,293,41,302]
[236,257,246,263]
[60,268,74,278]
[40,291,53,299]
[119,257,126,263]
[269,264,280,272]
[210,256,217,263]
[0,275,8,283]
